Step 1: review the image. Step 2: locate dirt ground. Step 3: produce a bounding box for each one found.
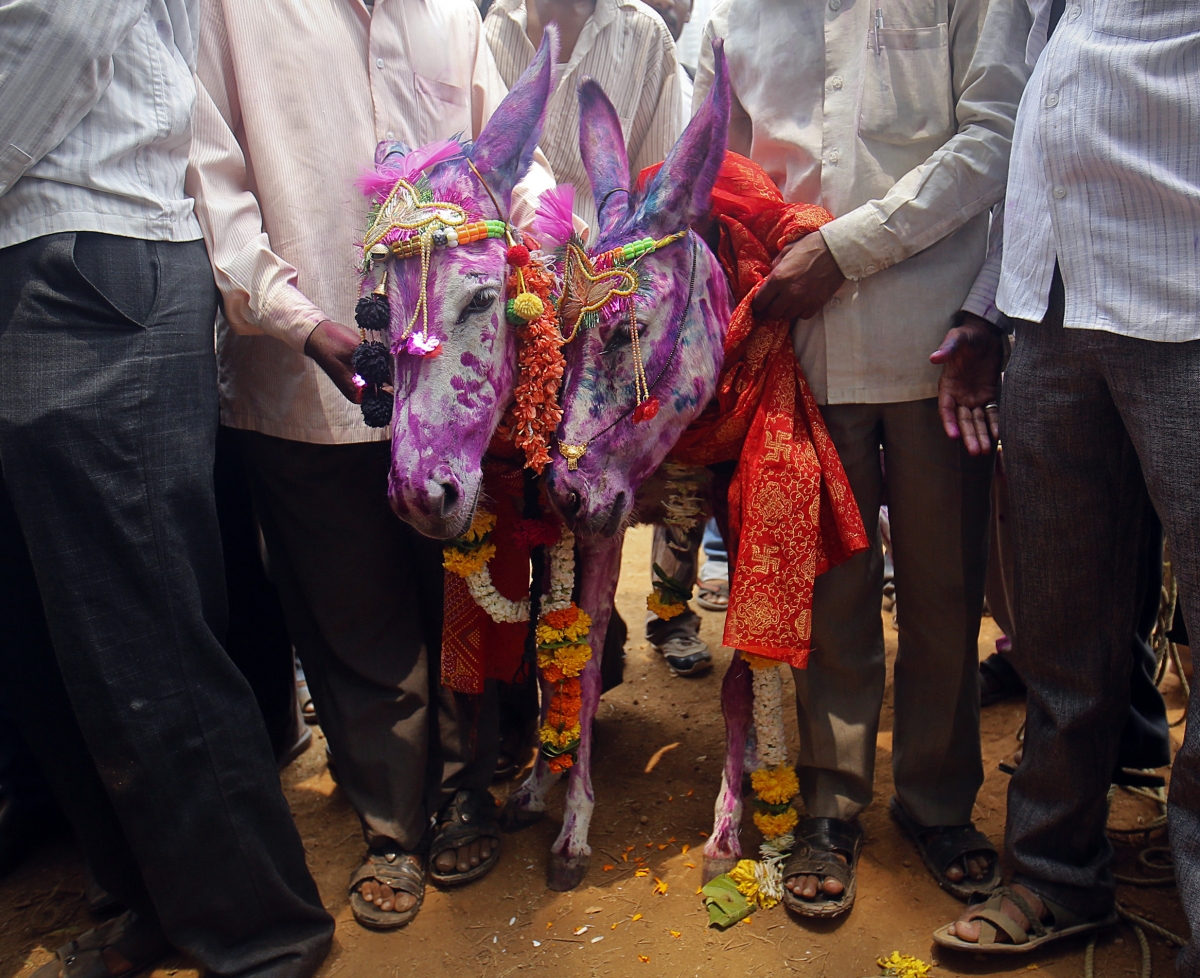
[2,524,1192,978]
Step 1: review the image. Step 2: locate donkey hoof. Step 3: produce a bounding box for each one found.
[701,855,739,885]
[547,852,590,891]
[499,797,544,833]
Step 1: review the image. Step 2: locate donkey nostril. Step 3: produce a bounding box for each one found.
[440,481,460,514]
[565,491,581,519]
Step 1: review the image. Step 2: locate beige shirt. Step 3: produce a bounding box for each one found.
[696,0,1028,404]
[187,0,555,444]
[485,0,682,233]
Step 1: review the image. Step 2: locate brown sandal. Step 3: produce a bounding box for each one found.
[349,850,425,930]
[31,911,169,978]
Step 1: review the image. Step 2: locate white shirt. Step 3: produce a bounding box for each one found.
[0,0,201,248]
[995,0,1200,339]
[188,0,555,444]
[696,0,1029,404]
[485,0,682,232]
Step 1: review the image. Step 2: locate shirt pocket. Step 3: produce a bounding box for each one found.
[1093,0,1200,41]
[413,72,472,136]
[857,17,953,146]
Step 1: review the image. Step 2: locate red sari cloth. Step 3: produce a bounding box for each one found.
[643,152,869,668]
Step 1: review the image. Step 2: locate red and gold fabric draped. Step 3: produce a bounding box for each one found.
[643,152,869,668]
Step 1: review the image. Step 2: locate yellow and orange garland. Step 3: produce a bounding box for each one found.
[536,603,592,772]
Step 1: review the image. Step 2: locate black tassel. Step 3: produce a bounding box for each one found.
[351,340,391,386]
[361,388,393,428]
[354,293,391,332]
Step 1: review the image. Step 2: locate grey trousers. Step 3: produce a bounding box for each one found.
[1002,307,1200,972]
[235,431,498,852]
[645,522,706,645]
[792,399,993,826]
[0,232,332,977]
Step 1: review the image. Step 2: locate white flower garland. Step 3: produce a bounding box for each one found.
[750,664,787,769]
[463,526,576,624]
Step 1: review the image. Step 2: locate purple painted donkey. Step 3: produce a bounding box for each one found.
[542,48,761,886]
[504,50,735,890]
[385,35,556,540]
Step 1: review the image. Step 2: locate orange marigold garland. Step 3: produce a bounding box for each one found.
[536,602,592,772]
[505,239,564,474]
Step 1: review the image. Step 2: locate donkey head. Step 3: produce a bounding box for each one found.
[373,32,557,539]
[547,41,733,535]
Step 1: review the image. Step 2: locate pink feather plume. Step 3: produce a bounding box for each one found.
[356,138,463,199]
[533,185,576,248]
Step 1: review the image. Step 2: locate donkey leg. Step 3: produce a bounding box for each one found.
[500,679,562,831]
[547,531,624,891]
[702,651,753,882]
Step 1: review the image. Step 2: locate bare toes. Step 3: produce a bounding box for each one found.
[821,877,844,896]
[945,860,965,882]
[378,883,394,911]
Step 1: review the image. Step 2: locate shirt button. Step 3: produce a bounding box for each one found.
[829,0,841,10]
[1068,3,1081,19]
[830,76,844,91]
[1053,186,1067,199]
[865,264,878,275]
[376,57,385,68]
[829,297,841,309]
[1045,93,1060,107]
[828,150,840,164]
[385,130,395,140]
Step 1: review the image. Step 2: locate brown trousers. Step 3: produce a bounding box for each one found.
[236,431,497,851]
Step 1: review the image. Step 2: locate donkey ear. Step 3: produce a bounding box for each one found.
[470,26,559,210]
[633,37,730,238]
[578,78,631,240]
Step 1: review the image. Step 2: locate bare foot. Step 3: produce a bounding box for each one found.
[358,877,416,914]
[942,848,994,884]
[948,884,1047,943]
[786,851,846,901]
[433,838,495,876]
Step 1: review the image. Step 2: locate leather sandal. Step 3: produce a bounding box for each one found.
[31,911,169,978]
[349,850,425,930]
[781,816,863,918]
[428,788,502,886]
[889,796,1000,900]
[933,886,1117,954]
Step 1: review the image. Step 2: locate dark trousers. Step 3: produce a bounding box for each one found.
[234,430,498,852]
[0,232,332,977]
[1003,298,1200,971]
[215,425,300,762]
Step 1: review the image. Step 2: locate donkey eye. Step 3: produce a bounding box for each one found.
[602,322,632,355]
[460,287,499,323]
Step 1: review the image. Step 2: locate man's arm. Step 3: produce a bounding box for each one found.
[185,2,361,401]
[818,0,1033,280]
[0,0,145,195]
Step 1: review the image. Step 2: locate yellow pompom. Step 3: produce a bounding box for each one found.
[513,291,544,321]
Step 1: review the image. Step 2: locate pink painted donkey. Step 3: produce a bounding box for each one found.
[503,48,735,890]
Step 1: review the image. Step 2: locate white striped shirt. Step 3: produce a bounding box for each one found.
[485,0,682,232]
[187,0,555,445]
[0,0,201,248]
[994,0,1200,338]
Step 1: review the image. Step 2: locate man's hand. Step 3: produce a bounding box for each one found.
[305,320,364,404]
[752,232,846,322]
[929,313,1005,455]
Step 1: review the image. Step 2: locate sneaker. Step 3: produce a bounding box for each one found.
[654,634,713,677]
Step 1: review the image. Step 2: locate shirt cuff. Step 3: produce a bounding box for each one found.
[818,205,899,281]
[260,282,329,353]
